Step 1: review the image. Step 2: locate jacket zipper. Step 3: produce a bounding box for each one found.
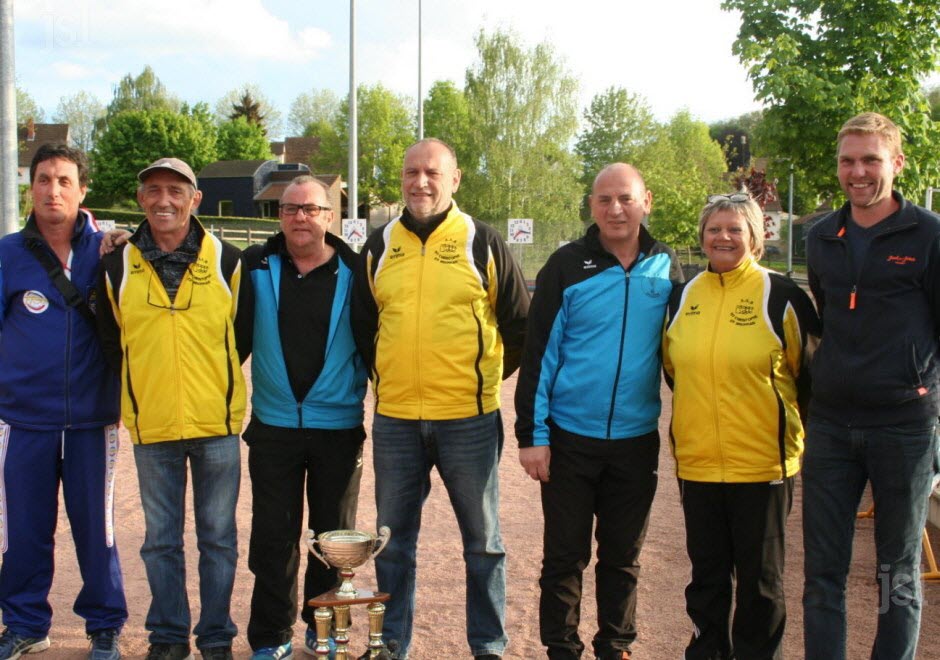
[711,271,726,478]
[415,242,426,418]
[64,307,72,428]
[606,270,630,439]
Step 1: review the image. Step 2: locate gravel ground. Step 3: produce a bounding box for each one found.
[42,368,940,658]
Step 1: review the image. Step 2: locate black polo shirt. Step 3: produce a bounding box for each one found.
[278,249,338,402]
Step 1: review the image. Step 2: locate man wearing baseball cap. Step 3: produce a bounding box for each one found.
[97,157,251,660]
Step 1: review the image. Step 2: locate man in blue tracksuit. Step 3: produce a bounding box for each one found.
[515,163,682,660]
[0,143,126,660]
[238,176,367,660]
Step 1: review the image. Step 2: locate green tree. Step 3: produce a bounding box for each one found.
[104,66,180,120]
[310,83,414,205]
[462,29,582,268]
[708,110,762,171]
[288,89,340,136]
[423,81,471,160]
[215,84,282,138]
[16,87,45,124]
[53,91,105,151]
[91,109,217,205]
[640,111,727,247]
[575,87,657,189]
[217,116,273,160]
[722,0,940,204]
[928,85,940,122]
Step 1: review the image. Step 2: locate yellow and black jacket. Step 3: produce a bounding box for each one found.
[662,258,819,482]
[97,219,248,444]
[352,204,529,420]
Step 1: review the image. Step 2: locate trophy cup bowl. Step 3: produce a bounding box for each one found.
[306,526,391,598]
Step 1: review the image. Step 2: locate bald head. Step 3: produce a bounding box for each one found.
[401,138,462,222]
[592,163,646,194]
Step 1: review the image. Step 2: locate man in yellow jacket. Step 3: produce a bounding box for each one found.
[98,158,249,660]
[353,139,529,659]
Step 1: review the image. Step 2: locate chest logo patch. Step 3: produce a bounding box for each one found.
[388,246,405,260]
[729,298,757,326]
[434,238,460,264]
[886,255,916,265]
[23,290,49,314]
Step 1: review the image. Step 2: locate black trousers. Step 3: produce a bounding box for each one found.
[680,478,794,660]
[245,423,364,650]
[539,427,659,660]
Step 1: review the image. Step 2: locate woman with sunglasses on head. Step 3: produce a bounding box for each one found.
[661,193,819,660]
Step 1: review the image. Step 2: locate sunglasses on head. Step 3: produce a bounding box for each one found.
[707,193,752,204]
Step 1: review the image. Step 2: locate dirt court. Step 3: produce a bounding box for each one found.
[42,369,940,658]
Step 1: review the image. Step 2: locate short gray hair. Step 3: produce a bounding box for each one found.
[698,195,765,260]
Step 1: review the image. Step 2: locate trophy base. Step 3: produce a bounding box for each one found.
[309,589,390,608]
[309,590,391,659]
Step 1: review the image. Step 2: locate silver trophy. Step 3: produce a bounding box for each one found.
[306,527,391,598]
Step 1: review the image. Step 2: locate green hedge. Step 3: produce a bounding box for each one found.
[86,208,280,231]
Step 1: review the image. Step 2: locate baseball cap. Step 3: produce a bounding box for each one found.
[137,157,197,188]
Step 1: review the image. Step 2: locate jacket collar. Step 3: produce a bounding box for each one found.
[703,255,759,288]
[821,191,916,238]
[584,222,658,260]
[22,208,94,246]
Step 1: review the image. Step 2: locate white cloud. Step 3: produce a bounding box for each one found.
[51,61,97,80]
[18,0,334,62]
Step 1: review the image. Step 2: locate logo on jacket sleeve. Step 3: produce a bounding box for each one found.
[22,290,49,314]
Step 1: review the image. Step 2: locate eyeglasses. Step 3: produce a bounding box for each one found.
[280,203,331,217]
[707,193,751,204]
[147,270,193,313]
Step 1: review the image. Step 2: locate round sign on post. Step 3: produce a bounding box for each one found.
[343,218,367,245]
[507,218,533,244]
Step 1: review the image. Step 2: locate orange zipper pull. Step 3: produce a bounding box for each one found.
[849,285,857,310]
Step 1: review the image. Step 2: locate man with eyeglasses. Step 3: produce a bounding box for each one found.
[237,175,367,660]
[515,163,682,660]
[802,113,940,660]
[97,157,250,660]
[353,138,529,659]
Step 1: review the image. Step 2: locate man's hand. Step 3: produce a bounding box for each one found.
[519,445,551,482]
[100,229,131,257]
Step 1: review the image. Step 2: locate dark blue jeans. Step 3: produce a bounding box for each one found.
[372,411,507,659]
[134,434,241,650]
[802,418,937,660]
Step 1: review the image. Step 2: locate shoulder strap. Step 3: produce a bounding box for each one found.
[24,239,94,321]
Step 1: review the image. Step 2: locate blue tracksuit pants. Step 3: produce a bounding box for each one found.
[0,423,128,637]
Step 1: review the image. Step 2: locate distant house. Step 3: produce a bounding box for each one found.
[197,159,345,231]
[269,136,321,165]
[17,121,71,185]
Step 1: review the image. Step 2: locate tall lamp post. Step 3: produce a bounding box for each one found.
[1,0,18,237]
[417,0,423,139]
[348,0,358,225]
[786,162,794,278]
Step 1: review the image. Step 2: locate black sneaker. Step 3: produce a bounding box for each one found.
[0,628,50,659]
[199,647,233,660]
[145,643,194,660]
[88,629,121,660]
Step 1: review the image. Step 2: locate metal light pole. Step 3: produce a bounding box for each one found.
[1,0,19,237]
[787,163,794,277]
[417,0,423,139]
[348,0,358,224]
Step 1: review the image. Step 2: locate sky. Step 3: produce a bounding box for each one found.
[16,0,768,139]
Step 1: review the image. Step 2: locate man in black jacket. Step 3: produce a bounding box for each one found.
[802,112,940,660]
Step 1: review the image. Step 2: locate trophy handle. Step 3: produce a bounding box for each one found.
[371,525,391,559]
[306,529,331,568]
